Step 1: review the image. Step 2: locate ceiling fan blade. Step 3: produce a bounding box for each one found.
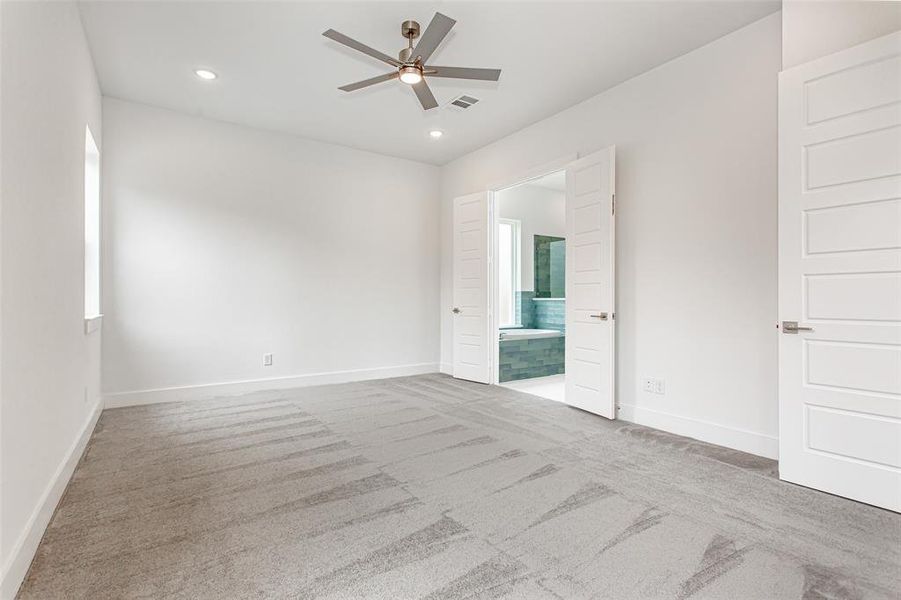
[339,72,399,92]
[426,66,501,81]
[323,29,400,67]
[412,12,455,64]
[412,80,439,110]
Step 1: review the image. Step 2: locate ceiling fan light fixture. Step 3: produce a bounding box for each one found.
[399,65,423,85]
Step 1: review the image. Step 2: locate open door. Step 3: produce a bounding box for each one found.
[452,192,491,383]
[778,32,901,511]
[564,147,616,418]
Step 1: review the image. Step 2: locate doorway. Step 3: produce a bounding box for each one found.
[493,171,567,402]
[451,148,616,419]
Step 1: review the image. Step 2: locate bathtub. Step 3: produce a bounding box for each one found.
[499,328,564,341]
[498,329,565,382]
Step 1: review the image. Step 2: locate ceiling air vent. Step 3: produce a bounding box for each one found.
[447,95,479,111]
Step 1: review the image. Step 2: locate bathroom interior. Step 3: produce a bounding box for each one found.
[496,170,566,402]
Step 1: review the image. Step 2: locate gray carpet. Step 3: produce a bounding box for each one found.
[17,374,900,599]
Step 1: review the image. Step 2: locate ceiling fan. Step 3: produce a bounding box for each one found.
[323,12,501,110]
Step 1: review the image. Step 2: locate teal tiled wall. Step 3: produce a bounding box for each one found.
[533,298,565,331]
[499,336,565,382]
[515,291,536,327]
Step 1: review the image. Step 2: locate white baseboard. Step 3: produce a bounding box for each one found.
[103,362,440,408]
[0,402,101,600]
[617,403,778,460]
[439,362,453,375]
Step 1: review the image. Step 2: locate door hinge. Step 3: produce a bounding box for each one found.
[612,194,615,215]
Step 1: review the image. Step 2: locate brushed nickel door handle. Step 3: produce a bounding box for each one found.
[782,320,813,334]
[590,312,608,320]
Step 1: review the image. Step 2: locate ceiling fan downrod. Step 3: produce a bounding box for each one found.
[399,19,420,64]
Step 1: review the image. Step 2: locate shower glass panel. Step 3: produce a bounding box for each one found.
[533,235,565,298]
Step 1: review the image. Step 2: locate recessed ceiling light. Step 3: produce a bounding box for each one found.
[429,130,443,139]
[194,69,217,81]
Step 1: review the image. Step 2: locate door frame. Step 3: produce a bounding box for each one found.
[487,154,578,384]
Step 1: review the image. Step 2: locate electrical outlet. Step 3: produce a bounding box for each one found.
[263,353,273,367]
[642,377,666,395]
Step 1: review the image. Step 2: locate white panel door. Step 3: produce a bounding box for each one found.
[779,31,901,512]
[453,192,491,384]
[565,147,616,418]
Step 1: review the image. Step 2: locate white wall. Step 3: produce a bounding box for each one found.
[440,13,781,458]
[101,99,441,406]
[497,184,565,291]
[0,1,103,596]
[782,0,901,69]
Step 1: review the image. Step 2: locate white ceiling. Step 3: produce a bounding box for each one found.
[78,1,779,165]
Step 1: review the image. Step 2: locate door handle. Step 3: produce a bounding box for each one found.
[452,307,461,314]
[782,320,813,334]
[590,312,608,320]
